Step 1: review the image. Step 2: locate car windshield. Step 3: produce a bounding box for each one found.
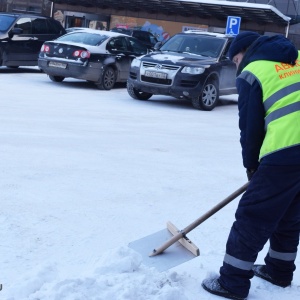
[57,32,109,46]
[0,15,16,31]
[160,34,225,58]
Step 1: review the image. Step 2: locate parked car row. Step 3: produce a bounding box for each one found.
[0,12,237,111]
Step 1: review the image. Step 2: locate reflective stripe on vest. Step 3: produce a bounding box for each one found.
[239,53,300,159]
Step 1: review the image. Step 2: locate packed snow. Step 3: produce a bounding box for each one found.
[1,67,299,299]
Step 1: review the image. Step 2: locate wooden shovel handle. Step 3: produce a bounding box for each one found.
[149,182,249,256]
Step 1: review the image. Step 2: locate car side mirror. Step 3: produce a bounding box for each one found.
[9,27,23,38]
[153,41,163,51]
[221,54,230,61]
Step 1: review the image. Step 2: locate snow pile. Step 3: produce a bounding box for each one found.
[6,247,190,300]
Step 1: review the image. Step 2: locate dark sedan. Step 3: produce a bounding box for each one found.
[38,29,148,90]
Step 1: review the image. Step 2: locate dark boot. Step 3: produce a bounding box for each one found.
[252,265,291,288]
[202,277,247,300]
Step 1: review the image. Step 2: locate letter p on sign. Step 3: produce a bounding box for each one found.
[226,16,241,36]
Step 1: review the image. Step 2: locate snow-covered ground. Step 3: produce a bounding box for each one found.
[1,67,299,299]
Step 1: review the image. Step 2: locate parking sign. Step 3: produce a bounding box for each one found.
[226,16,241,35]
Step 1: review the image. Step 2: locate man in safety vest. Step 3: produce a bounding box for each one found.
[201,31,300,300]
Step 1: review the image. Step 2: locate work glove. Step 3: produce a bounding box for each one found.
[246,169,256,181]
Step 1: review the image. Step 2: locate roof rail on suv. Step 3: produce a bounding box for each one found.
[184,30,227,37]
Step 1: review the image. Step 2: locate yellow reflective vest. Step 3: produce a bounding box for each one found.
[241,52,300,160]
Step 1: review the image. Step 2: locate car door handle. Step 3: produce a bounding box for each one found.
[29,37,38,40]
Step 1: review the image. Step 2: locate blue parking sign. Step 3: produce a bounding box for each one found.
[226,16,241,36]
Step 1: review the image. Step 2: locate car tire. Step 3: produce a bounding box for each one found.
[191,79,219,111]
[49,75,65,82]
[127,82,152,100]
[96,66,116,90]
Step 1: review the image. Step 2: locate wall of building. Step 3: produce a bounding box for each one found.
[0,0,52,16]
[227,0,300,24]
[52,2,287,34]
[1,0,299,48]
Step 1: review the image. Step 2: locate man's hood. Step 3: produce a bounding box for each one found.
[237,35,298,75]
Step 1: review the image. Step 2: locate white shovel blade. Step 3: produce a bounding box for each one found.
[128,228,197,272]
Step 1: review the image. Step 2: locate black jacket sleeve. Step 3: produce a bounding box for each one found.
[236,75,265,170]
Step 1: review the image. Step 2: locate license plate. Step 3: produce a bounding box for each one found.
[144,70,167,79]
[49,61,67,69]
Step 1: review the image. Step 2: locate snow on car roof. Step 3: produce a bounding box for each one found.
[65,28,128,37]
[183,30,229,38]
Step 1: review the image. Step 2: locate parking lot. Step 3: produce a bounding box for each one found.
[0,66,253,299]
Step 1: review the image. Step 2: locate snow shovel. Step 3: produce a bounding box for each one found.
[129,182,249,271]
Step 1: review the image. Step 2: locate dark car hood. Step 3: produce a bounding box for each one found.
[0,32,9,39]
[141,51,217,65]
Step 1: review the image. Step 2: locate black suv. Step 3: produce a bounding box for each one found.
[0,13,66,67]
[110,28,158,50]
[127,31,237,111]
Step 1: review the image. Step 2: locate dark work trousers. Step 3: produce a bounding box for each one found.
[218,164,300,298]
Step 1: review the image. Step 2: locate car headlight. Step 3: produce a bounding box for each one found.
[181,66,205,74]
[131,58,141,68]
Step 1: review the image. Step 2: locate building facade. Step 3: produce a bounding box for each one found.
[228,0,300,46]
[0,0,51,16]
[1,0,300,46]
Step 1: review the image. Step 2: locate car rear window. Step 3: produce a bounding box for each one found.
[57,32,109,46]
[0,15,16,31]
[133,31,149,42]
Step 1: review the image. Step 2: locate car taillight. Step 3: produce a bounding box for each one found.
[73,50,90,59]
[41,44,50,53]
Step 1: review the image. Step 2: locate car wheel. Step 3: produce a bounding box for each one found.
[191,79,219,111]
[49,75,65,82]
[96,67,116,90]
[127,82,152,100]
